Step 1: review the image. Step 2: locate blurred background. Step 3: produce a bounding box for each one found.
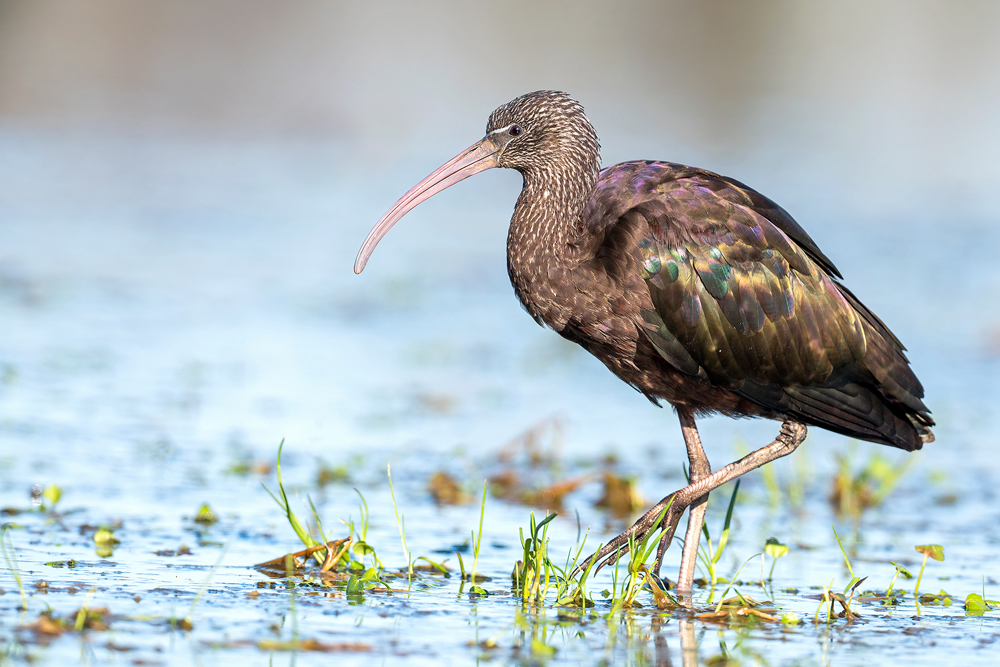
[1,0,999,501]
[2,3,1000,662]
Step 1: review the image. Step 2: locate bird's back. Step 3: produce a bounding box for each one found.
[580,161,934,451]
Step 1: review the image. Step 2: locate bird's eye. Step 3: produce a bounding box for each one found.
[509,125,522,136]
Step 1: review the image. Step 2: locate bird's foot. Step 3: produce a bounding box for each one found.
[571,420,808,583]
[570,491,687,580]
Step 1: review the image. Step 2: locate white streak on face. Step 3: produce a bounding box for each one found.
[489,124,517,137]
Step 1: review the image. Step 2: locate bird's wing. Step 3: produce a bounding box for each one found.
[584,161,933,449]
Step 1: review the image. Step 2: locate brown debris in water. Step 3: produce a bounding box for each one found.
[154,544,192,557]
[428,471,471,505]
[519,475,589,509]
[207,638,370,652]
[696,594,781,624]
[594,472,644,515]
[24,607,113,636]
[255,537,352,575]
[495,417,564,468]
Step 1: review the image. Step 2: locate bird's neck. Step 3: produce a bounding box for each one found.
[506,161,599,324]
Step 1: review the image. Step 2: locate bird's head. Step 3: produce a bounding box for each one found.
[355,91,600,274]
[485,91,600,174]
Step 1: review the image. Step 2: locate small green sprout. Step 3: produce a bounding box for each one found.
[610,508,668,612]
[764,537,788,581]
[553,528,598,608]
[514,511,557,604]
[470,479,488,584]
[346,567,390,596]
[713,552,762,614]
[387,464,412,579]
[885,561,913,600]
[263,440,327,566]
[832,525,862,594]
[913,544,944,598]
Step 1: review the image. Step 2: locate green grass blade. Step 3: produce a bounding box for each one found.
[712,480,740,565]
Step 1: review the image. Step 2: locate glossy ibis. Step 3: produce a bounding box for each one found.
[355,91,934,600]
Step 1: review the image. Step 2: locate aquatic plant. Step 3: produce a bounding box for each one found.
[913,544,944,598]
[885,561,913,602]
[0,523,27,611]
[697,480,740,590]
[830,444,912,517]
[610,507,671,612]
[964,580,999,616]
[470,479,488,592]
[513,511,558,604]
[387,464,413,578]
[764,537,788,582]
[263,440,327,566]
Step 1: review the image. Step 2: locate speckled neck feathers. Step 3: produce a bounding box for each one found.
[485,91,602,321]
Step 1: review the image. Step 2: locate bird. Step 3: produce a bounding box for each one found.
[354,90,934,601]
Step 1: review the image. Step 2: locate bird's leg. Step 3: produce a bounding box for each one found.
[572,420,807,580]
[674,409,710,601]
[649,409,711,594]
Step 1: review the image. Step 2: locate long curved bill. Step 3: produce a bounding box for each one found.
[354,137,500,273]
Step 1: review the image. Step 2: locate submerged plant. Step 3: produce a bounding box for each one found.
[553,536,598,607]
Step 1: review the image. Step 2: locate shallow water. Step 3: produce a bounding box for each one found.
[1,111,1000,667]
